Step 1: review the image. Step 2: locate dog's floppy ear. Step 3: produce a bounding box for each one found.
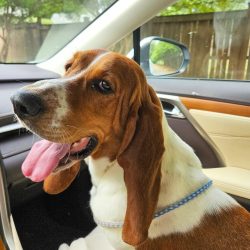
[43,162,80,194]
[117,85,164,247]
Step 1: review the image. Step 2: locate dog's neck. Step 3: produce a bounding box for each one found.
[157,116,208,207]
[89,116,208,201]
[88,115,237,237]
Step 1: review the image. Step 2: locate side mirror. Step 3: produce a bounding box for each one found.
[140,36,190,76]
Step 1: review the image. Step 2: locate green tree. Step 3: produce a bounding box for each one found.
[150,41,181,64]
[160,0,248,16]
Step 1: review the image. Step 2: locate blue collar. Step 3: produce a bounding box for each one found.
[94,180,213,228]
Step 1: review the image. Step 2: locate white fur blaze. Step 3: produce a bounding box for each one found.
[51,86,69,128]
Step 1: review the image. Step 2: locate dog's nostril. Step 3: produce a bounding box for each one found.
[19,103,28,115]
[11,91,44,118]
[19,102,41,116]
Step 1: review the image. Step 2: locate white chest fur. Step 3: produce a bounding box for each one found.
[88,157,127,222]
[87,118,238,249]
[88,157,131,250]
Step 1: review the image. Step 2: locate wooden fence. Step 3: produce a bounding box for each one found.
[0,22,86,63]
[1,8,250,80]
[0,24,50,63]
[111,8,250,80]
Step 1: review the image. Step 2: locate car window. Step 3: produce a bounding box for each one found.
[0,0,117,64]
[111,0,250,81]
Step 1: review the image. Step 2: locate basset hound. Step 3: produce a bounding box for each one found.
[11,50,250,250]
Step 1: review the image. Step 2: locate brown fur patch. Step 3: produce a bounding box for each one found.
[137,206,250,250]
[43,162,80,194]
[0,238,6,250]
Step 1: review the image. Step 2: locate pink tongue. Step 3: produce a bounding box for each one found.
[22,140,71,182]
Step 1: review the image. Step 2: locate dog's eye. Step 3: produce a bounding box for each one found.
[91,80,113,94]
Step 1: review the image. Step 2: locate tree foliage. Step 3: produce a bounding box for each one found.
[0,0,113,24]
[0,0,113,61]
[160,0,248,16]
[150,41,181,64]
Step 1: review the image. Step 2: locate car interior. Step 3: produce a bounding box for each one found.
[0,0,250,249]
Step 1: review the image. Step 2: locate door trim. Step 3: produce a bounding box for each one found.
[180,97,250,117]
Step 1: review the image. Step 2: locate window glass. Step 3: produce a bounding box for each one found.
[112,0,250,81]
[109,33,133,56]
[0,0,116,63]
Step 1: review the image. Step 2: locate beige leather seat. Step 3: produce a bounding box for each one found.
[203,167,250,199]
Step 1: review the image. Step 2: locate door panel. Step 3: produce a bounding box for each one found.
[167,117,221,168]
[158,94,224,168]
[189,109,250,170]
[188,109,250,200]
[203,167,250,199]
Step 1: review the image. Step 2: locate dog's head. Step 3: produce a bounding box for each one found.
[11,50,165,246]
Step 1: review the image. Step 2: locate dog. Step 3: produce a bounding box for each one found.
[11,50,250,250]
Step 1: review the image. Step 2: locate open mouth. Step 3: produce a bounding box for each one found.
[54,136,98,173]
[21,136,98,182]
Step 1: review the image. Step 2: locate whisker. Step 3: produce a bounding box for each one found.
[64,144,71,163]
[32,134,36,144]
[66,124,76,128]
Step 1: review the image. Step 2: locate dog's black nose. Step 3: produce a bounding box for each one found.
[11,91,44,118]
